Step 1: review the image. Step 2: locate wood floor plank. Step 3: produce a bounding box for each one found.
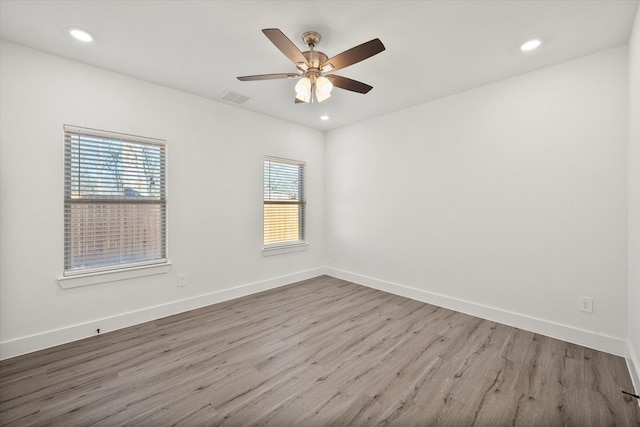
[1,275,638,426]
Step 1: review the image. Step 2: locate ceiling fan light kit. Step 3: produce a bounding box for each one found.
[316,76,333,96]
[238,28,385,104]
[295,77,312,102]
[295,75,333,103]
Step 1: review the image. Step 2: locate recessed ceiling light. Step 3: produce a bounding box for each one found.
[320,115,330,121]
[69,27,95,43]
[520,39,541,52]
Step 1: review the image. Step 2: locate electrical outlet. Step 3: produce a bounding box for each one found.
[177,273,187,287]
[579,296,593,313]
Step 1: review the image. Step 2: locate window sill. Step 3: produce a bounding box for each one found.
[262,242,308,257]
[57,262,172,289]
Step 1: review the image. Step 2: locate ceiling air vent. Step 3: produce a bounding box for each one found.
[219,90,250,105]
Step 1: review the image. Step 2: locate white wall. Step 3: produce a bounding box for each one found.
[0,41,325,359]
[628,7,640,391]
[0,37,635,367]
[325,46,629,355]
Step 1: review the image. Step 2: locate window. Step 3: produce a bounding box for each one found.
[63,125,167,276]
[263,157,306,248]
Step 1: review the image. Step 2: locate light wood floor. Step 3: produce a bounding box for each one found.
[1,275,639,426]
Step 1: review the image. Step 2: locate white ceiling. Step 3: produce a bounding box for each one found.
[1,0,638,131]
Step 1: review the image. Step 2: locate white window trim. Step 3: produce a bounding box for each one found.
[57,261,172,289]
[262,242,309,257]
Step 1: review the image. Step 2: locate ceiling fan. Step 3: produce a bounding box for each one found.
[237,29,385,103]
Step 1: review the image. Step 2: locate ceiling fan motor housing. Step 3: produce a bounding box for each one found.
[299,51,329,74]
[298,31,328,77]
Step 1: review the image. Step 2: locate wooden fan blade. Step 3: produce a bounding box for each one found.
[321,38,385,72]
[262,28,310,68]
[327,75,373,94]
[237,73,299,81]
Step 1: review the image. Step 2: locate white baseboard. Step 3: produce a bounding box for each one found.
[326,267,627,357]
[0,268,325,360]
[1,266,630,364]
[627,341,640,405]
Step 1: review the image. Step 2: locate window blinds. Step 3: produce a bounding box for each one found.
[64,125,167,275]
[263,157,306,246]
